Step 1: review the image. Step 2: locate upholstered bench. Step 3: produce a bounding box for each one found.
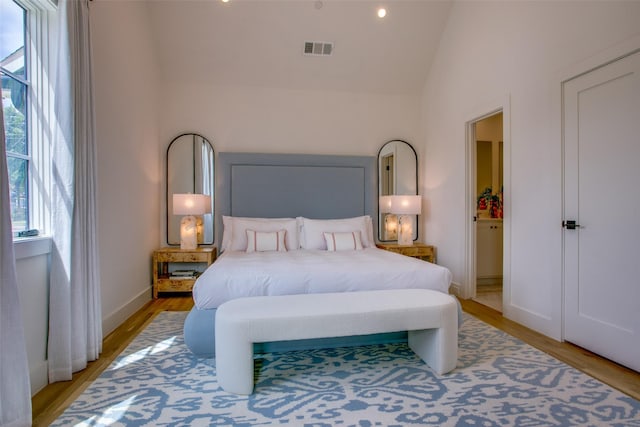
[215,288,458,395]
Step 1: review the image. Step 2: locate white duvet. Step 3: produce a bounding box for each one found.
[193,247,453,310]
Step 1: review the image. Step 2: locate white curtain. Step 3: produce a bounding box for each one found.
[0,93,32,425]
[48,0,102,382]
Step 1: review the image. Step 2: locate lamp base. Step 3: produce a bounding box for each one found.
[180,215,198,250]
[383,213,398,241]
[397,215,413,246]
[196,216,205,244]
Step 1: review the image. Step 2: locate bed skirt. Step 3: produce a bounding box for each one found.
[183,299,463,358]
[183,307,219,358]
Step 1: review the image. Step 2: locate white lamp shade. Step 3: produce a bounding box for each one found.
[173,193,212,215]
[379,195,422,215]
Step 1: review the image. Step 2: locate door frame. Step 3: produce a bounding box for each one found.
[464,96,511,308]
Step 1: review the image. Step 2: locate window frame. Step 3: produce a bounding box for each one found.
[2,0,30,234]
[3,0,56,245]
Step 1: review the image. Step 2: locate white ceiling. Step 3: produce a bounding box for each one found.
[146,0,452,95]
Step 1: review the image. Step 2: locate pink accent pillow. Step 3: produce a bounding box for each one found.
[246,229,287,252]
[323,231,363,251]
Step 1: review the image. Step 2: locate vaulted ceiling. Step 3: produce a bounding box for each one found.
[146,0,452,95]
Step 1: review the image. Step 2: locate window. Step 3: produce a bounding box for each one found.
[1,0,28,233]
[1,0,54,237]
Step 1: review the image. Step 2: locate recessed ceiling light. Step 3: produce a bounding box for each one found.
[377,8,387,18]
[221,0,230,3]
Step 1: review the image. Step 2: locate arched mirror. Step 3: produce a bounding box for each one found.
[166,133,215,245]
[377,139,418,242]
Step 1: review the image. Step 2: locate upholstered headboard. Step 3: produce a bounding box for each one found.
[216,152,376,248]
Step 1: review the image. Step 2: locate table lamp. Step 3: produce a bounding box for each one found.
[379,195,422,246]
[173,193,212,250]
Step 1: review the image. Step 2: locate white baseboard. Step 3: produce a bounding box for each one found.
[102,288,151,337]
[29,360,49,396]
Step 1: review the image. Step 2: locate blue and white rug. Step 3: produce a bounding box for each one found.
[52,311,640,426]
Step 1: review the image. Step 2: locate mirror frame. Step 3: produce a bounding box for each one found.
[377,139,418,243]
[166,133,215,246]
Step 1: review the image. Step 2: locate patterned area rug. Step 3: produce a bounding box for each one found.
[52,311,640,426]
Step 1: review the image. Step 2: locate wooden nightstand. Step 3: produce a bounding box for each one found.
[376,242,436,263]
[152,247,217,298]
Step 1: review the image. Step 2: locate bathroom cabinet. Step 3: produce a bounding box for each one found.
[477,219,503,283]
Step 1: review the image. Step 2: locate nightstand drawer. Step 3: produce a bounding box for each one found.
[156,277,197,293]
[403,246,433,258]
[155,251,211,263]
[377,243,436,263]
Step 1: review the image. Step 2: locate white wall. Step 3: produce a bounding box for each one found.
[159,83,421,155]
[15,241,50,395]
[421,1,640,338]
[91,1,161,334]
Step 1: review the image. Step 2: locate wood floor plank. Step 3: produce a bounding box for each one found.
[32,296,639,425]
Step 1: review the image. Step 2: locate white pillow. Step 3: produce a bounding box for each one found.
[323,231,363,251]
[300,216,373,250]
[221,216,233,252]
[246,229,287,252]
[364,215,375,246]
[228,217,299,251]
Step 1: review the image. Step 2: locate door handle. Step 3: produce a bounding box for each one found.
[562,220,582,230]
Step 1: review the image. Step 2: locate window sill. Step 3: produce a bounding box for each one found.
[14,236,52,260]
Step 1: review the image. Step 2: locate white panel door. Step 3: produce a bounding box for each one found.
[563,51,640,371]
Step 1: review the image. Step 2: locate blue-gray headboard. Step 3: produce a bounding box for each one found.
[216,152,376,248]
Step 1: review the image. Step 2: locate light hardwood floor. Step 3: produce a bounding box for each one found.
[472,284,503,312]
[32,296,640,426]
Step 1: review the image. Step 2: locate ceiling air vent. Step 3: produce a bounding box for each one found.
[303,41,333,56]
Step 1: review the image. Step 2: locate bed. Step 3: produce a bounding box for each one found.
[183,153,456,357]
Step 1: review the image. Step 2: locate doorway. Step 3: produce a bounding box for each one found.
[464,106,509,312]
[472,113,503,311]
